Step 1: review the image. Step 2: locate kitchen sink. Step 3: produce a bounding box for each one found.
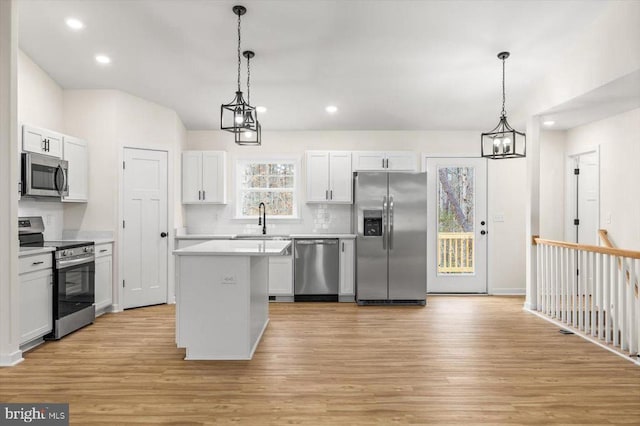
[233,235,290,240]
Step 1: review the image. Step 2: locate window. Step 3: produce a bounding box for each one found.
[235,158,299,219]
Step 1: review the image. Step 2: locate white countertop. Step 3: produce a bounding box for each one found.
[19,246,55,257]
[289,234,356,239]
[173,239,291,256]
[93,238,114,245]
[175,233,356,240]
[175,234,237,240]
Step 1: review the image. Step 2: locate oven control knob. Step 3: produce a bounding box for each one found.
[83,247,88,253]
[62,250,68,256]
[68,250,74,256]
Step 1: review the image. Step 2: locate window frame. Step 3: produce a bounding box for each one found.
[234,156,301,220]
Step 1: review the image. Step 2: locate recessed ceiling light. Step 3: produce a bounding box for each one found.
[95,55,111,65]
[65,17,84,30]
[256,106,267,114]
[325,105,338,114]
[543,120,555,126]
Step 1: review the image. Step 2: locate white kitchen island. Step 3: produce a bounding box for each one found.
[173,239,291,360]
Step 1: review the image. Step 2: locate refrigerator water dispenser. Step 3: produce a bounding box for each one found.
[363,210,382,236]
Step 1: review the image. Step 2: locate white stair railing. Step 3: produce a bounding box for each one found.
[534,236,640,357]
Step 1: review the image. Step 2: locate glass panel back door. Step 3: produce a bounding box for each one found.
[426,158,487,293]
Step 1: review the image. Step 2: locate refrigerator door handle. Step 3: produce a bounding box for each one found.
[389,195,394,250]
[382,196,387,250]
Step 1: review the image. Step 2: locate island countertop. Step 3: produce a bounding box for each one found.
[173,239,291,256]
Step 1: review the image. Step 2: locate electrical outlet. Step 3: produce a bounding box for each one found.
[493,214,505,223]
[221,275,236,285]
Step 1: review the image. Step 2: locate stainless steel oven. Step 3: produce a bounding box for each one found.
[21,152,69,198]
[49,245,95,340]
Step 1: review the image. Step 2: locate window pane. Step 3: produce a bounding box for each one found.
[437,166,475,275]
[237,159,297,217]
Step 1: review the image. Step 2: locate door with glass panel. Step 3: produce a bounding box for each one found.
[425,158,487,293]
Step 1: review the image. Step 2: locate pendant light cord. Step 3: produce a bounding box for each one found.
[237,12,242,92]
[247,54,251,104]
[501,56,506,118]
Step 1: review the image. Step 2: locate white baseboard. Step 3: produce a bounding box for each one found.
[489,288,526,295]
[0,350,23,367]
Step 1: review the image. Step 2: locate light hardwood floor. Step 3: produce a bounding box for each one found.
[1,296,639,425]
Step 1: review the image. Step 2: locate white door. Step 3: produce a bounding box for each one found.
[426,158,488,293]
[123,148,168,309]
[566,151,599,245]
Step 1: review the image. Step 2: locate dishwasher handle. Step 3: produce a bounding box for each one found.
[295,239,338,245]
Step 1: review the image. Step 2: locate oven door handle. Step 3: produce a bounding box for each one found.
[57,256,94,269]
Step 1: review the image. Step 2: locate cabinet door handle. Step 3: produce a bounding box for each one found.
[382,158,385,168]
[198,190,201,200]
[100,249,108,253]
[330,189,333,200]
[325,190,328,200]
[202,190,205,200]
[32,261,44,265]
[342,242,344,252]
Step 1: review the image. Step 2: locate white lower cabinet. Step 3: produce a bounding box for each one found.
[94,243,113,314]
[19,252,53,345]
[268,255,293,297]
[339,239,355,300]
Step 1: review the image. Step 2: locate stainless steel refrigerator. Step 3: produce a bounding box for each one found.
[354,172,427,305]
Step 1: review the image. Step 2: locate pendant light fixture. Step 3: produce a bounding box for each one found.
[236,50,261,146]
[220,5,257,134]
[481,51,526,159]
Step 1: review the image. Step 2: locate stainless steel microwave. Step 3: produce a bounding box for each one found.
[21,152,69,198]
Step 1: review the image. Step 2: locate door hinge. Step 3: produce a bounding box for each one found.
[574,219,580,226]
[123,161,126,169]
[574,168,580,175]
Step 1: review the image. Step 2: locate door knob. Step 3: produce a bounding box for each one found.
[160,232,168,238]
[480,230,486,235]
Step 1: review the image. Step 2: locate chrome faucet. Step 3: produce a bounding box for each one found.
[258,202,266,235]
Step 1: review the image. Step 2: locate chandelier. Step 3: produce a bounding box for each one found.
[235,50,261,145]
[220,5,258,135]
[481,52,526,159]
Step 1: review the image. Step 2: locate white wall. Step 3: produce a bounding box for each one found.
[0,0,21,366]
[539,130,566,240]
[17,50,65,238]
[187,130,527,293]
[565,108,640,251]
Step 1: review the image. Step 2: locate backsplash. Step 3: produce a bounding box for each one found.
[184,203,352,235]
[18,199,64,240]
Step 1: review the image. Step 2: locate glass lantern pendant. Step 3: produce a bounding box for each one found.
[220,5,258,134]
[481,52,526,159]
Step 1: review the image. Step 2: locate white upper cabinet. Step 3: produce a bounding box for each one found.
[62,135,89,202]
[306,151,352,203]
[352,151,416,172]
[22,124,63,158]
[182,151,226,204]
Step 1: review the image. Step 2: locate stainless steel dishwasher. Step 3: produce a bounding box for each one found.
[294,239,339,302]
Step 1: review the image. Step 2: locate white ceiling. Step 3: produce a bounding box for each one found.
[18,0,612,131]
